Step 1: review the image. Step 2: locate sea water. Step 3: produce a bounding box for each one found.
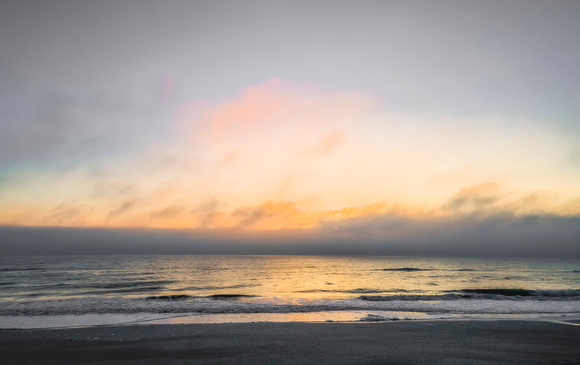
[1,255,579,327]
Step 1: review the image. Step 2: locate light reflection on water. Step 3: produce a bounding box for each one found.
[151,310,435,324]
[1,255,579,302]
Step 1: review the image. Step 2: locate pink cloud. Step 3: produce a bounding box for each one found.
[176,78,378,147]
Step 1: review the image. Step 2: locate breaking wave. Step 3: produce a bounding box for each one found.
[1,289,579,317]
[379,267,433,272]
[359,289,580,301]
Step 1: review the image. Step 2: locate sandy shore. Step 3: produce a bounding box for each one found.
[1,319,579,364]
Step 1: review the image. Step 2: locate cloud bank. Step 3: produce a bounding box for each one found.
[0,79,579,257]
[1,212,579,258]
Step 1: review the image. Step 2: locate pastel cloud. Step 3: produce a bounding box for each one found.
[0,79,579,230]
[444,182,500,212]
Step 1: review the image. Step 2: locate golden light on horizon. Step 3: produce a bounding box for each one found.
[1,79,579,233]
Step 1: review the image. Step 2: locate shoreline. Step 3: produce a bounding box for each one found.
[2,311,580,330]
[2,319,579,364]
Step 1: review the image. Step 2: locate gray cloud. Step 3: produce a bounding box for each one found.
[1,212,579,258]
[442,183,500,212]
[0,92,163,167]
[232,207,271,229]
[107,199,138,220]
[151,205,186,219]
[1,0,578,120]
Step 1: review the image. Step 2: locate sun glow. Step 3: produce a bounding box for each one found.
[1,79,579,231]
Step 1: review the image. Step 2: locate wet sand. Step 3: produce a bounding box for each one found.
[1,319,579,364]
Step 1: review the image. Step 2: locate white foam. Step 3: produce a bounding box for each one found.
[0,313,180,329]
[4,311,579,329]
[1,296,579,317]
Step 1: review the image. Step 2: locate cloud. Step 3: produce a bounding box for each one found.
[177,78,375,151]
[2,212,579,258]
[306,131,347,158]
[1,79,579,231]
[230,200,309,229]
[317,211,580,258]
[0,92,162,167]
[151,205,185,218]
[107,200,138,219]
[443,182,500,211]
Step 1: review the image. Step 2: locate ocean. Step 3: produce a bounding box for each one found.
[1,255,579,327]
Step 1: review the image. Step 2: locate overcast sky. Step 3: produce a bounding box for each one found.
[1,0,579,256]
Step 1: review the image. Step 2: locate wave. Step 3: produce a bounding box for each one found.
[146,295,193,300]
[296,288,418,294]
[461,289,532,296]
[0,280,178,298]
[0,267,46,272]
[359,289,580,301]
[296,289,386,294]
[84,280,176,290]
[376,268,490,273]
[378,268,487,273]
[380,267,433,272]
[146,294,257,300]
[0,281,264,300]
[172,284,260,291]
[533,289,580,297]
[3,292,580,317]
[78,286,168,295]
[208,294,257,300]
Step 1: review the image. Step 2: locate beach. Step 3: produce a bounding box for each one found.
[2,255,579,363]
[2,319,579,364]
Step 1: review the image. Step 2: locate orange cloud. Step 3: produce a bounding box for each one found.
[444,182,500,211]
[2,79,579,232]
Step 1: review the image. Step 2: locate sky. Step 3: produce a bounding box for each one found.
[0,0,579,256]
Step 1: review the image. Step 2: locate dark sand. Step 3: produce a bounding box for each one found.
[1,320,579,364]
